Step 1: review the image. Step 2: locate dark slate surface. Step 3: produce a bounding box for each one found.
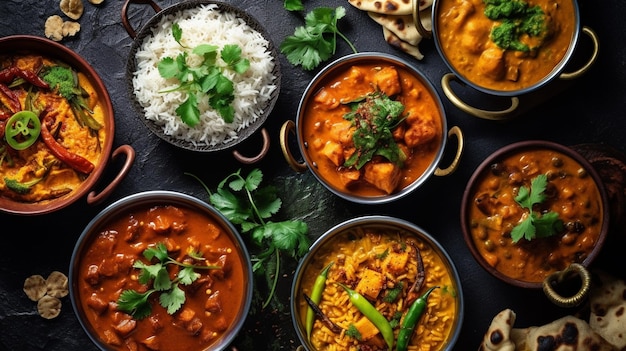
[1,0,625,350]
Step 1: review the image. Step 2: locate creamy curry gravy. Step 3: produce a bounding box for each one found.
[436,0,576,92]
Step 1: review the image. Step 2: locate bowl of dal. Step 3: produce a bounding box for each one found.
[291,215,463,351]
[69,190,253,351]
[123,0,280,163]
[460,140,609,304]
[0,35,135,215]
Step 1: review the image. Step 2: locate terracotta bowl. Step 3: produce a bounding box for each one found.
[69,190,253,351]
[280,52,464,204]
[0,35,134,215]
[460,141,609,305]
[291,215,464,351]
[122,0,281,163]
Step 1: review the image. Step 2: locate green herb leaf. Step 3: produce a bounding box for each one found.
[157,25,249,125]
[160,284,185,314]
[284,0,304,11]
[280,6,357,70]
[484,0,547,52]
[188,169,311,309]
[510,174,563,243]
[117,289,155,320]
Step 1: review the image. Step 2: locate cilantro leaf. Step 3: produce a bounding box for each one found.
[188,169,311,309]
[284,0,304,11]
[280,6,357,70]
[157,25,249,125]
[160,284,185,314]
[510,174,563,242]
[118,289,155,320]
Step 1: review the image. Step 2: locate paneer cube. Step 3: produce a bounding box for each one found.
[372,66,401,97]
[363,162,401,194]
[338,168,361,188]
[355,268,384,300]
[320,141,344,167]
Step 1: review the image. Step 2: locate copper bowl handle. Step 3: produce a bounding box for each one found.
[542,263,591,308]
[87,145,136,205]
[232,128,271,164]
[434,126,464,176]
[560,26,600,80]
[280,120,307,172]
[121,0,162,39]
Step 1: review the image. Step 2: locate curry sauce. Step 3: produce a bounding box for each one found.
[436,0,576,92]
[302,63,443,197]
[0,54,106,203]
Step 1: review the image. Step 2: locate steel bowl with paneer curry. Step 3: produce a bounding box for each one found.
[286,53,460,204]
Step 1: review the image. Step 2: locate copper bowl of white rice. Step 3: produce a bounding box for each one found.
[123,0,280,161]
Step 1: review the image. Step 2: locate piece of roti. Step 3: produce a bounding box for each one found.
[348,0,433,15]
[368,10,432,46]
[589,271,626,350]
[382,27,424,60]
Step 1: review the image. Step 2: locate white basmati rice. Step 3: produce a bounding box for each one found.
[132,4,277,147]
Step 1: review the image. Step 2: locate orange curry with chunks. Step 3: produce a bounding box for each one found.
[0,54,105,203]
[436,0,576,92]
[302,63,443,197]
[75,204,247,351]
[467,148,604,283]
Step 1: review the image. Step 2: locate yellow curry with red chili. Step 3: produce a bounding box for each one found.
[466,148,604,283]
[303,63,443,197]
[0,54,106,203]
[75,204,247,351]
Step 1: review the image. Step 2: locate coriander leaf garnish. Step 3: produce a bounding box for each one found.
[187,169,310,309]
[280,6,357,70]
[510,174,564,243]
[117,242,220,319]
[157,23,249,126]
[283,0,304,11]
[343,91,406,169]
[483,0,547,52]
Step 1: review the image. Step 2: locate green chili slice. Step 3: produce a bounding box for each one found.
[306,261,333,340]
[5,110,41,150]
[337,282,394,351]
[396,286,439,351]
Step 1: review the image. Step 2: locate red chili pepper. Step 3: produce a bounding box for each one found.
[0,67,19,84]
[40,114,94,174]
[0,83,21,113]
[16,69,49,89]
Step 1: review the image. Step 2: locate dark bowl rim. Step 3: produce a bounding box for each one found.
[431,0,582,97]
[294,52,450,205]
[68,190,254,351]
[125,0,281,153]
[0,35,115,215]
[459,140,610,289]
[290,215,464,351]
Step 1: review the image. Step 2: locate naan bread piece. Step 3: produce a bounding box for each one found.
[368,10,432,46]
[513,315,617,351]
[589,271,626,350]
[382,27,424,60]
[349,0,433,15]
[478,309,517,351]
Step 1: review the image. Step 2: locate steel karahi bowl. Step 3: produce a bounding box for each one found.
[291,215,464,351]
[0,35,134,215]
[280,52,464,205]
[69,190,253,351]
[123,0,281,163]
[460,140,609,306]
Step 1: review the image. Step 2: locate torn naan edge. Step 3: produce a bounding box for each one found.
[478,309,517,351]
[368,10,432,46]
[589,271,626,350]
[348,0,433,16]
[382,27,424,60]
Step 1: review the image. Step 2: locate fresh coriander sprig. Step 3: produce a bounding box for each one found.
[280,6,357,71]
[157,23,250,126]
[187,169,310,309]
[117,242,221,319]
[283,0,304,11]
[510,174,564,243]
